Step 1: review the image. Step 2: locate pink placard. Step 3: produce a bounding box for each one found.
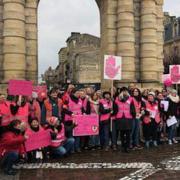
[73,115,99,136]
[104,55,122,80]
[170,65,180,84]
[25,130,51,152]
[162,74,171,83]
[8,80,33,96]
[33,85,47,96]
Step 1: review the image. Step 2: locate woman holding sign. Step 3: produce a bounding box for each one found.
[167,89,180,145]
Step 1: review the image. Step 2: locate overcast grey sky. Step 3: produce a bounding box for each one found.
[38,0,180,77]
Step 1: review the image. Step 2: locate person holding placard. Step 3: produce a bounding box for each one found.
[167,89,180,145]
[26,117,46,162]
[142,92,161,148]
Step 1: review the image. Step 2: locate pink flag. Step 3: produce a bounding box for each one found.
[25,130,51,152]
[73,115,99,136]
[8,80,33,96]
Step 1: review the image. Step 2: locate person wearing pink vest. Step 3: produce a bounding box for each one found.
[114,87,136,153]
[99,91,112,151]
[87,92,100,150]
[0,94,11,127]
[26,117,46,162]
[46,117,74,158]
[27,92,41,122]
[62,89,82,152]
[142,92,161,148]
[130,88,145,150]
[9,96,29,124]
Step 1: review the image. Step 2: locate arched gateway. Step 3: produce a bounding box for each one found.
[0,0,164,92]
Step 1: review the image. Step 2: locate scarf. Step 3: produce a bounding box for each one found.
[168,94,180,103]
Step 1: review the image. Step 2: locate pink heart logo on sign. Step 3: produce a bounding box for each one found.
[105,56,120,79]
[171,65,180,83]
[92,125,98,133]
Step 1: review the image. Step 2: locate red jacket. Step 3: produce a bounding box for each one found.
[0,131,26,158]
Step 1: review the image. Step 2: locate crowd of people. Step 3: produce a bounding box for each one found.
[0,83,180,175]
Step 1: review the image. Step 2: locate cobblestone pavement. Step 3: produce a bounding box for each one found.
[0,143,180,180]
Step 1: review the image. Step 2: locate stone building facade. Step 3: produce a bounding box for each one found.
[0,0,38,92]
[43,32,101,86]
[0,0,164,92]
[164,13,180,70]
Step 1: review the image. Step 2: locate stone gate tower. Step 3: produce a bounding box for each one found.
[0,0,164,92]
[96,0,164,89]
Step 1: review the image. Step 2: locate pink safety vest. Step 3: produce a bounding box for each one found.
[115,97,133,119]
[0,101,11,127]
[99,99,112,121]
[144,101,161,124]
[11,103,29,123]
[51,124,66,147]
[64,98,82,122]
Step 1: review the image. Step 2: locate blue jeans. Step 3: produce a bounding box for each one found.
[1,152,19,171]
[99,122,110,147]
[168,124,176,140]
[74,137,81,151]
[52,138,75,157]
[131,118,140,146]
[111,120,118,146]
[89,135,100,147]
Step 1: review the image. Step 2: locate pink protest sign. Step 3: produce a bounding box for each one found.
[33,85,47,97]
[73,115,99,136]
[25,130,51,152]
[170,65,180,84]
[104,55,122,80]
[8,80,33,96]
[162,74,171,83]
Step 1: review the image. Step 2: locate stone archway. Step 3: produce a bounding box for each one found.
[0,0,164,92]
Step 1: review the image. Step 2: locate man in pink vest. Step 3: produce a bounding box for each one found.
[99,91,112,151]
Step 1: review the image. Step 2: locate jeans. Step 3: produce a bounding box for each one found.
[120,130,131,150]
[74,137,81,151]
[111,120,118,146]
[52,138,75,157]
[89,135,100,147]
[1,152,19,171]
[99,121,110,147]
[131,118,140,146]
[168,124,176,140]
